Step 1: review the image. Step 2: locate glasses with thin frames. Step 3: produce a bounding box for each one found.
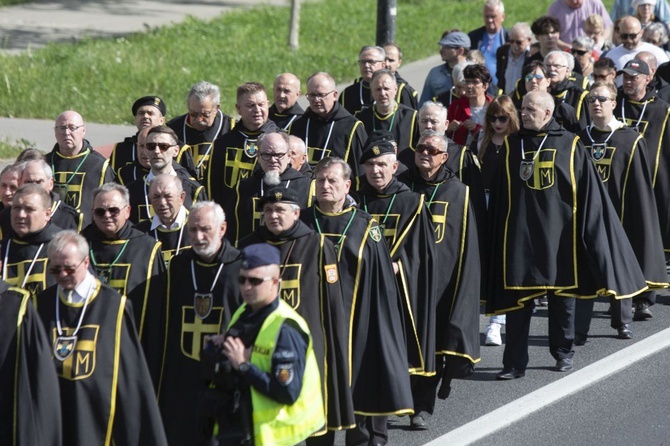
[237,276,275,286]
[49,257,86,276]
[93,205,126,218]
[415,144,445,156]
[55,125,84,133]
[189,110,214,119]
[146,142,176,151]
[306,90,335,101]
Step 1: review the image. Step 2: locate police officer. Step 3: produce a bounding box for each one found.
[208,243,325,446]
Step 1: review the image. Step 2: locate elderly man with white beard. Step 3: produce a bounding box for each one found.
[232,132,312,245]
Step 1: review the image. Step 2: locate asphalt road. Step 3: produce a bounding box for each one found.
[331,291,670,445]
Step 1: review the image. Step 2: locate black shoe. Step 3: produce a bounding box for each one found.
[496,368,525,380]
[617,324,633,339]
[536,295,548,306]
[633,302,653,321]
[554,358,573,372]
[410,413,429,430]
[575,332,588,346]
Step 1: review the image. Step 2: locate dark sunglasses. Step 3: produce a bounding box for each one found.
[237,275,275,286]
[571,48,588,56]
[620,32,640,41]
[49,258,85,276]
[93,206,125,217]
[415,144,445,156]
[146,142,175,151]
[488,115,510,124]
[586,95,612,104]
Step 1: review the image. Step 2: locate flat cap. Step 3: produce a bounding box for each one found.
[438,31,471,48]
[132,96,167,117]
[241,243,281,269]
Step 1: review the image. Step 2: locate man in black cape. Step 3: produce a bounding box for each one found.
[575,81,669,342]
[290,72,368,178]
[208,82,279,224]
[487,91,648,379]
[397,131,481,430]
[269,73,304,131]
[339,46,388,116]
[302,157,413,446]
[117,126,151,186]
[157,201,242,446]
[239,188,355,444]
[0,280,61,446]
[353,139,438,379]
[37,230,167,446]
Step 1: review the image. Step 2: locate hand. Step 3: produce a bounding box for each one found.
[222,337,251,370]
[392,262,399,274]
[463,119,477,131]
[447,120,461,133]
[205,334,225,348]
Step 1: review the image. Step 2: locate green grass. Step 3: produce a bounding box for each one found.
[0,0,552,124]
[0,137,34,159]
[0,0,32,6]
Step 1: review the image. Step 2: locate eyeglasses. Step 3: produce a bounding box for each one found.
[488,115,510,124]
[237,275,275,286]
[49,257,85,276]
[586,95,612,104]
[188,110,215,119]
[546,63,567,69]
[358,59,385,66]
[571,48,589,56]
[259,152,288,161]
[93,205,126,218]
[146,142,176,151]
[593,73,613,81]
[415,144,445,156]
[510,39,527,46]
[620,32,640,41]
[306,90,335,101]
[55,125,84,133]
[524,73,544,82]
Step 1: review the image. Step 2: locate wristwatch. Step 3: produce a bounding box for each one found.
[238,362,250,374]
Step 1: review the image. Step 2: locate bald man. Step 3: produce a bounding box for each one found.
[269,73,304,130]
[47,110,115,225]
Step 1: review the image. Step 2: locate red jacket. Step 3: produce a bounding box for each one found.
[447,95,492,145]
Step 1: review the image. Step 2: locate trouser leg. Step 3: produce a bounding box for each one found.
[345,415,369,446]
[410,356,444,416]
[548,293,575,361]
[574,298,594,336]
[502,304,533,371]
[306,431,335,446]
[610,296,633,328]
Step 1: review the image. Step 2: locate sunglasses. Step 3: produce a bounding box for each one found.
[93,206,125,218]
[237,275,275,286]
[146,142,175,151]
[571,48,589,56]
[415,144,445,156]
[488,115,510,124]
[586,95,612,104]
[524,73,544,82]
[620,32,640,41]
[49,257,85,276]
[593,73,613,81]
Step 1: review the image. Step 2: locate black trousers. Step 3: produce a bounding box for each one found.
[575,296,633,335]
[410,356,445,416]
[345,415,387,446]
[502,293,575,370]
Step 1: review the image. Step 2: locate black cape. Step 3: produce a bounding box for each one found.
[578,125,668,287]
[0,223,62,298]
[233,166,313,245]
[301,203,413,415]
[357,103,419,152]
[289,102,367,178]
[117,160,150,186]
[134,213,191,266]
[0,191,82,240]
[47,141,115,226]
[36,280,167,445]
[0,283,62,446]
[82,221,166,383]
[398,166,481,367]
[239,221,356,430]
[269,102,304,131]
[338,77,372,116]
[208,120,280,214]
[168,110,235,182]
[354,177,437,376]
[615,88,670,252]
[486,119,648,313]
[395,72,419,110]
[157,241,242,446]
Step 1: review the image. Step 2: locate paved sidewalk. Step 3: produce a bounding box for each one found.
[0,0,441,158]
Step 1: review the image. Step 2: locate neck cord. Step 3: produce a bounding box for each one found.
[621,97,648,129]
[305,118,335,160]
[313,206,357,254]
